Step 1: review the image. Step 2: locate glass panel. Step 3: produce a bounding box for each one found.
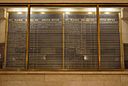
[99,8,121,69]
[6,7,27,69]
[0,8,5,68]
[122,7,128,69]
[64,8,98,69]
[0,5,126,70]
[29,7,98,70]
[29,8,63,69]
[124,44,128,68]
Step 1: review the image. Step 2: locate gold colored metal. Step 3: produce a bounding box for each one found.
[97,5,101,69]
[26,5,30,69]
[31,12,64,14]
[0,3,128,71]
[62,13,65,69]
[99,4,128,7]
[0,3,128,7]
[30,4,97,7]
[3,10,9,68]
[118,13,125,70]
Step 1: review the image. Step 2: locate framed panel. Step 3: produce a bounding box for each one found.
[29,8,63,69]
[0,4,127,71]
[99,8,121,69]
[6,7,28,69]
[64,8,98,69]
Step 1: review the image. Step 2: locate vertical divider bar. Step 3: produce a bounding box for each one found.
[62,13,65,69]
[119,13,125,70]
[3,10,8,68]
[97,5,101,69]
[26,4,30,70]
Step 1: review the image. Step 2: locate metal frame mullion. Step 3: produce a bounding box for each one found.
[3,10,9,68]
[97,5,101,69]
[119,12,125,70]
[26,4,30,69]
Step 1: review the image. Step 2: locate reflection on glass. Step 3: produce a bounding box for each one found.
[64,8,98,69]
[0,6,127,70]
[100,7,121,69]
[29,8,63,69]
[6,7,27,69]
[122,7,128,69]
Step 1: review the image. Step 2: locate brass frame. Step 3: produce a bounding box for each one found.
[26,5,30,69]
[97,5,101,69]
[62,13,65,69]
[0,3,127,71]
[3,10,8,68]
[119,12,125,70]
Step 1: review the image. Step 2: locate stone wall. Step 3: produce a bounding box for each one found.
[0,71,128,86]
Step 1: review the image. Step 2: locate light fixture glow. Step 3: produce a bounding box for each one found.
[40,12,45,14]
[17,12,23,14]
[8,8,27,12]
[84,8,96,12]
[104,12,111,14]
[65,12,70,14]
[31,8,49,12]
[88,12,93,14]
[30,11,33,14]
[99,8,121,12]
[62,8,74,12]
[84,55,88,60]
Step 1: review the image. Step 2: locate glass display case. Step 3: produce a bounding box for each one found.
[0,4,128,70]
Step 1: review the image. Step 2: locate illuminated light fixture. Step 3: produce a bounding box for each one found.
[8,8,27,12]
[84,55,88,60]
[30,12,33,14]
[40,12,45,14]
[87,12,92,14]
[65,12,70,14]
[84,8,96,12]
[62,8,74,12]
[99,8,121,12]
[31,8,49,12]
[104,12,111,14]
[17,12,23,14]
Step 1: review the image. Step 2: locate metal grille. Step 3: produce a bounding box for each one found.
[100,13,121,69]
[0,8,4,19]
[6,11,122,70]
[124,44,128,68]
[64,13,98,69]
[6,13,27,68]
[0,8,4,68]
[0,44,4,69]
[29,13,63,69]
